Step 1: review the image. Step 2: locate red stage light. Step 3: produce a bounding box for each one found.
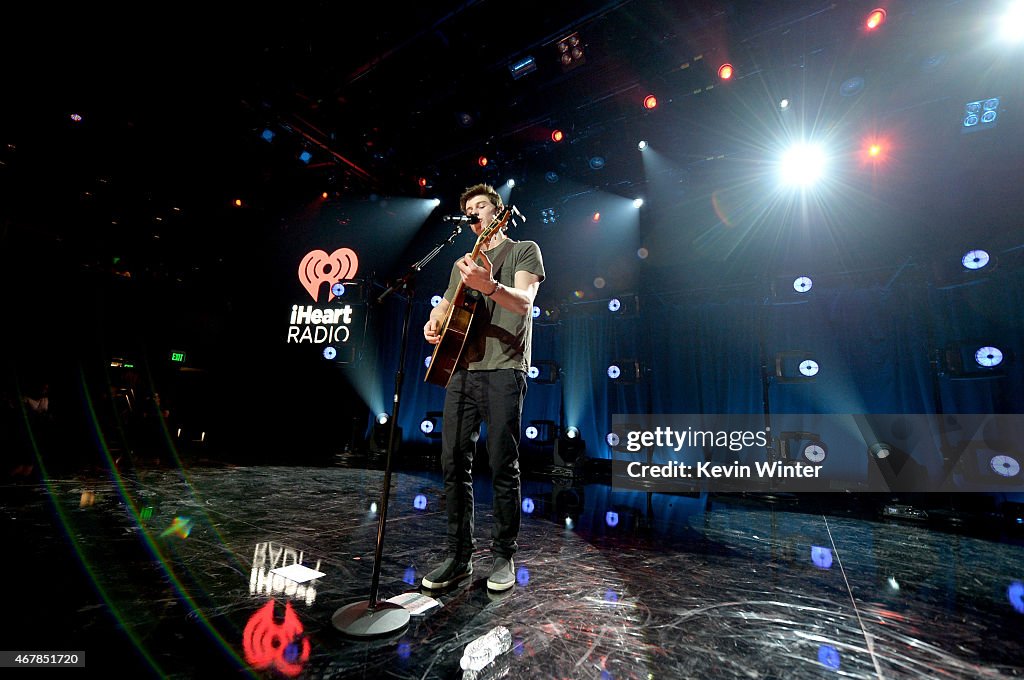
[592,212,601,222]
[417,177,428,187]
[643,94,658,110]
[868,143,882,157]
[477,155,488,167]
[551,129,564,143]
[717,63,734,80]
[866,8,886,30]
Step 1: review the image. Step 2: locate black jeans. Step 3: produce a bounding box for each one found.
[441,368,526,560]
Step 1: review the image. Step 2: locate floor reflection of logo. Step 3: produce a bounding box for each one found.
[243,599,311,677]
[298,248,359,302]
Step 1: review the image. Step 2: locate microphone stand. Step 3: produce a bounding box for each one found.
[332,222,464,638]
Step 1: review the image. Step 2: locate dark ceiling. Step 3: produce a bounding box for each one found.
[3,0,1023,302]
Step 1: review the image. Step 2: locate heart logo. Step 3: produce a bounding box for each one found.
[297,248,359,302]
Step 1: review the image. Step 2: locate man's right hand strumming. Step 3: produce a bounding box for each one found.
[424,318,442,345]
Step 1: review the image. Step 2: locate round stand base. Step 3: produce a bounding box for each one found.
[332,600,410,638]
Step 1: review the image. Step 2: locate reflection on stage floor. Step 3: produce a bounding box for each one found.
[3,460,1022,679]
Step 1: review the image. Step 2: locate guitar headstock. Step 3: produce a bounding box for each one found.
[473,205,525,249]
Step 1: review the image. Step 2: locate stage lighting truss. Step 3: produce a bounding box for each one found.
[529,360,561,384]
[943,342,1011,379]
[420,411,443,439]
[779,431,827,465]
[774,351,818,383]
[525,419,558,444]
[962,97,1001,133]
[608,359,645,384]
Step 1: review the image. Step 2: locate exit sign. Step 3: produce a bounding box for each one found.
[170,351,186,363]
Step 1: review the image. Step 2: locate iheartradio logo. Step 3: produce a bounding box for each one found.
[298,248,359,302]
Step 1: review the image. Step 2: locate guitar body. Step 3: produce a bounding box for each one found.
[423,205,525,388]
[424,289,478,387]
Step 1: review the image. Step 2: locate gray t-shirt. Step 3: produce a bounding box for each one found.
[443,239,545,372]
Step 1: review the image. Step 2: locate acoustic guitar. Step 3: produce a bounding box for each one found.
[425,205,524,387]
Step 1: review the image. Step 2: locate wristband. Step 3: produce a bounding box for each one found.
[484,281,500,296]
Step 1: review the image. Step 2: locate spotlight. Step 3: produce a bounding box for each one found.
[261,128,275,142]
[413,494,428,510]
[605,511,619,527]
[522,497,535,514]
[774,351,818,383]
[944,343,1011,378]
[779,98,790,111]
[551,129,564,143]
[717,63,734,80]
[869,442,892,460]
[865,8,886,30]
[477,155,489,167]
[975,346,1004,368]
[637,140,648,150]
[369,415,401,455]
[962,98,1000,132]
[541,208,558,224]
[424,355,432,368]
[588,156,606,170]
[525,419,557,444]
[430,294,444,307]
[323,346,337,360]
[793,276,813,293]
[417,176,428,188]
[555,427,586,468]
[867,143,883,158]
[592,212,601,222]
[531,360,561,384]
[331,282,347,297]
[298,150,312,164]
[779,143,827,187]
[420,411,442,439]
[839,76,865,97]
[607,422,642,452]
[508,54,538,80]
[632,198,644,208]
[607,294,639,315]
[556,32,585,71]
[643,94,658,110]
[507,178,516,188]
[1000,2,1024,42]
[779,431,827,464]
[608,359,644,383]
[962,249,990,270]
[545,171,560,183]
[532,306,541,318]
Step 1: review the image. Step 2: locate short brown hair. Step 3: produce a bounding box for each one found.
[459,183,503,214]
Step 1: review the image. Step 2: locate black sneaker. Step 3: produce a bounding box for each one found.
[486,557,515,591]
[421,557,473,590]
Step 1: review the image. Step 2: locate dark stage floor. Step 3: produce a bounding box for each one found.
[3,455,1023,679]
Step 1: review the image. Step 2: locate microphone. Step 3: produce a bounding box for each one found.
[443,215,479,224]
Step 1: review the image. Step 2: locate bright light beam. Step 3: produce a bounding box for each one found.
[779,143,827,187]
